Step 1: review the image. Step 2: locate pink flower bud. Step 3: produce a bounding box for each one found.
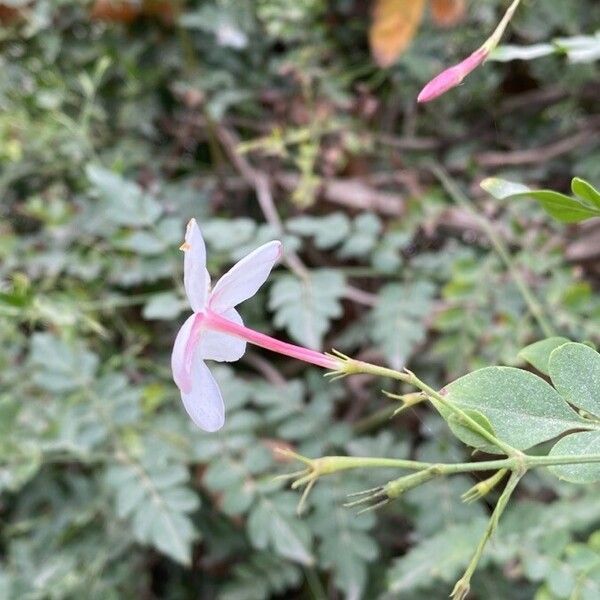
[417,46,488,103]
[417,0,522,103]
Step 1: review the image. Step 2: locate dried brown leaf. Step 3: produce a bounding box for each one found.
[369,0,426,67]
[430,0,466,28]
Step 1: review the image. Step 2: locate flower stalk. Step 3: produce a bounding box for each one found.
[329,354,520,457]
[281,450,600,516]
[451,471,524,600]
[283,350,600,592]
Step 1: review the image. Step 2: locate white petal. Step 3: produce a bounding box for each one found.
[181,360,225,432]
[183,219,210,312]
[199,308,246,362]
[209,240,282,312]
[171,313,196,393]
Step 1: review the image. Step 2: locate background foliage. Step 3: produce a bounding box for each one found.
[1,1,599,598]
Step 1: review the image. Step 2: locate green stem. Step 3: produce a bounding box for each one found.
[452,471,523,599]
[525,453,600,468]
[342,358,520,457]
[304,567,327,600]
[305,455,432,474]
[484,0,522,52]
[407,370,520,457]
[430,164,555,338]
[292,453,600,481]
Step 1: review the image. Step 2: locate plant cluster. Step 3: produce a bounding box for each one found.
[1,1,599,599]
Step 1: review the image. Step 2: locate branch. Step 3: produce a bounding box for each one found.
[216,125,377,306]
[277,172,405,216]
[476,129,597,167]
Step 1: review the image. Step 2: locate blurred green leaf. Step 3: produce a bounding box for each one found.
[269,269,345,349]
[86,165,162,226]
[370,281,435,368]
[220,553,302,600]
[105,461,199,565]
[143,292,184,320]
[29,333,98,393]
[286,212,351,249]
[248,494,314,565]
[387,518,488,594]
[481,177,600,223]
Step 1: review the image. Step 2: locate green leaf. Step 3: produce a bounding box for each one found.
[443,367,588,452]
[481,177,600,223]
[535,534,600,600]
[202,218,256,252]
[114,230,167,255]
[407,475,487,537]
[143,292,184,320]
[105,461,200,565]
[338,213,382,258]
[491,32,600,64]
[572,177,600,209]
[220,553,302,600]
[286,212,351,249]
[549,431,600,483]
[86,164,162,226]
[444,408,497,450]
[549,342,600,417]
[554,32,600,63]
[387,518,488,594]
[370,281,435,368]
[518,337,571,375]
[247,495,314,565]
[310,475,379,599]
[54,374,141,453]
[29,333,98,393]
[484,491,600,598]
[491,43,555,62]
[269,269,345,349]
[481,177,531,198]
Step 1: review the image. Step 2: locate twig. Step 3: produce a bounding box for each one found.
[376,133,441,150]
[477,129,597,167]
[244,351,287,386]
[277,172,405,216]
[343,286,377,306]
[216,125,377,306]
[216,125,312,280]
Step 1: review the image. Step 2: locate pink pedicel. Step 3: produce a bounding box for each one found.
[417,47,488,103]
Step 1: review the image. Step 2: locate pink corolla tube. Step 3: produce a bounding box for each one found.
[172,219,339,432]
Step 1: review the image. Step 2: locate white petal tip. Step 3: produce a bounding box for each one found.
[185,218,199,240]
[198,417,225,433]
[264,240,284,262]
[180,361,225,434]
[274,240,283,259]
